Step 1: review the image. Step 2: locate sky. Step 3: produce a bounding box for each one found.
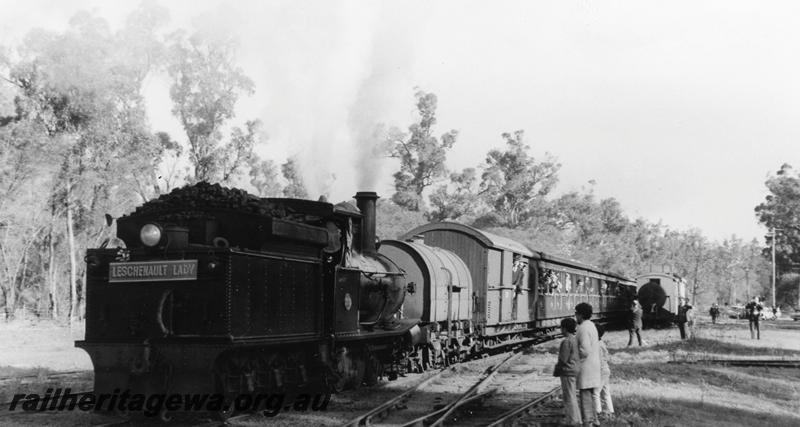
[2,0,799,243]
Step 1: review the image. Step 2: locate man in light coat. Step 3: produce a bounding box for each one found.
[575,302,601,427]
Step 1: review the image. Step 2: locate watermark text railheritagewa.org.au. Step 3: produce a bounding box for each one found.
[7,388,330,417]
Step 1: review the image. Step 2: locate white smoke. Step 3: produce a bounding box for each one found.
[347,4,415,192]
[291,2,416,200]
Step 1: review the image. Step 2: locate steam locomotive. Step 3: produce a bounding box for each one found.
[76,183,636,410]
[635,273,687,327]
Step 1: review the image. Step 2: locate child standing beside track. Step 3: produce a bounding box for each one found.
[593,324,615,420]
[554,317,582,426]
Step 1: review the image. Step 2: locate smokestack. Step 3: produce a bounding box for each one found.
[354,191,379,254]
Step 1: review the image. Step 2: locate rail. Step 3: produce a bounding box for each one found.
[341,368,448,427]
[405,351,522,427]
[486,386,561,427]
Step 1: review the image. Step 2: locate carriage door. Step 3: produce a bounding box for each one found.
[500,251,514,322]
[441,266,455,340]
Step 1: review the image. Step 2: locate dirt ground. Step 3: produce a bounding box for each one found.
[1,316,799,426]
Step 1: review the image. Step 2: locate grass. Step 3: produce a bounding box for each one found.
[526,318,800,426]
[601,318,800,426]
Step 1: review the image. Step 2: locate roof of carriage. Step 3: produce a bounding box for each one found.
[635,272,685,282]
[401,221,534,257]
[401,221,634,283]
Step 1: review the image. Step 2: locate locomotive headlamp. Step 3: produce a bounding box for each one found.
[140,223,163,247]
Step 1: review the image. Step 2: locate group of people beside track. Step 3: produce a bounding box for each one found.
[628,297,696,344]
[708,296,765,339]
[554,302,614,427]
[680,296,768,340]
[552,296,767,425]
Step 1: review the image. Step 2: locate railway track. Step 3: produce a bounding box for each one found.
[343,349,562,427]
[669,358,800,368]
[336,352,516,427]
[3,340,564,426]
[342,367,450,427]
[419,364,561,427]
[484,387,561,426]
[397,351,522,427]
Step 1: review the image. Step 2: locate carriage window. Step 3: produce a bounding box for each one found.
[576,277,584,293]
[601,280,608,295]
[564,273,572,293]
[540,269,561,294]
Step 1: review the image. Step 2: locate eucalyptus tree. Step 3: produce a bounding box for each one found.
[1,5,171,321]
[388,90,458,211]
[756,164,800,269]
[166,31,260,185]
[479,130,560,228]
[427,167,480,222]
[755,163,800,306]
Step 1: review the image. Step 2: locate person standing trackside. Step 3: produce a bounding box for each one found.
[685,302,695,339]
[745,296,763,340]
[677,299,690,340]
[709,303,720,324]
[554,318,582,426]
[627,298,643,347]
[575,303,601,427]
[593,324,615,421]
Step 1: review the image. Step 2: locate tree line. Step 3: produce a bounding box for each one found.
[0,5,791,323]
[376,91,773,311]
[0,5,304,322]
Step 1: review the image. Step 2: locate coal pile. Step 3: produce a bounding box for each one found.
[128,182,285,218]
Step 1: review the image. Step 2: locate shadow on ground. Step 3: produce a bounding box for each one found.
[611,358,800,403]
[610,336,800,358]
[613,393,800,427]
